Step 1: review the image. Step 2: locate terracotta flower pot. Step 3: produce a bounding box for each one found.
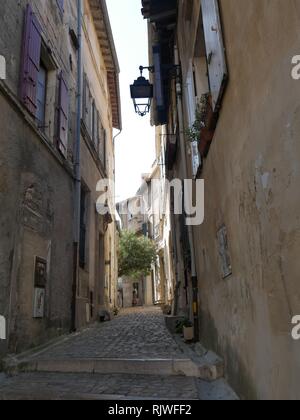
[198,127,215,157]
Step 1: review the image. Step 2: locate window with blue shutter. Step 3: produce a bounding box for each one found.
[20,4,42,116]
[57,71,69,158]
[36,63,47,127]
[56,0,64,15]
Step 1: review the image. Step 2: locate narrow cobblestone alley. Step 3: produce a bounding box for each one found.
[0,307,237,400]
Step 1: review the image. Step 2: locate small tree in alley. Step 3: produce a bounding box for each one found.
[118,231,157,278]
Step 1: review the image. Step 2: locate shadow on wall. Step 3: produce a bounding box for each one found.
[200,310,257,401]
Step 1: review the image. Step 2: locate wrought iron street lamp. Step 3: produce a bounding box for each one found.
[130,66,154,117]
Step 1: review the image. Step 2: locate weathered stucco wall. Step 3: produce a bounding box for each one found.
[76,0,118,328]
[0,90,74,354]
[192,0,300,400]
[0,0,77,356]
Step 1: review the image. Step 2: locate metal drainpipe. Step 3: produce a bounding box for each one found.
[174,45,199,342]
[71,0,83,332]
[113,129,122,147]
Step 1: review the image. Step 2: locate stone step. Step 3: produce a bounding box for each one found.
[6,357,202,377]
[172,337,225,382]
[0,389,157,401]
[0,372,200,400]
[5,353,224,381]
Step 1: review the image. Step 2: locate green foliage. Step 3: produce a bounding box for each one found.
[118,230,157,278]
[175,318,193,334]
[186,93,209,143]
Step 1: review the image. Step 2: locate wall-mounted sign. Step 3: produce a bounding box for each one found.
[217,225,232,279]
[0,55,6,80]
[0,315,6,340]
[33,288,45,319]
[34,257,47,288]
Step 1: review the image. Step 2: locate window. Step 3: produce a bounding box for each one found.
[92,100,98,148]
[56,0,64,15]
[20,5,69,156]
[185,62,201,177]
[82,73,106,166]
[20,4,42,116]
[201,0,228,111]
[36,62,47,128]
[97,113,106,169]
[82,74,92,135]
[57,71,69,158]
[101,129,107,170]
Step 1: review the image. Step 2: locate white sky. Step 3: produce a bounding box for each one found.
[107,0,155,203]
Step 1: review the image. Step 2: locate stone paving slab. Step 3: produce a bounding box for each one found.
[0,372,199,400]
[25,307,186,362]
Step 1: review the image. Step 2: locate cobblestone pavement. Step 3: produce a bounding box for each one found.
[0,307,238,400]
[0,372,199,400]
[30,306,186,361]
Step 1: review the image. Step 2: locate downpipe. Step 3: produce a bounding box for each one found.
[71,0,83,332]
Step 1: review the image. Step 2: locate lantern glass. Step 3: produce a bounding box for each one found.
[130,76,153,117]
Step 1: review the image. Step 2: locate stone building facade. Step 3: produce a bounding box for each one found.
[76,0,121,329]
[117,135,176,311]
[117,195,149,308]
[142,0,300,400]
[0,0,121,359]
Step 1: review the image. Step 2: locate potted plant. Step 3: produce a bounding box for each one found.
[186,94,208,144]
[186,93,216,158]
[183,320,194,342]
[175,318,194,342]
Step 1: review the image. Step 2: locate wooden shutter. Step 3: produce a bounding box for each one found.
[185,63,201,177]
[20,4,42,116]
[99,126,106,170]
[82,73,87,121]
[96,109,100,152]
[86,82,92,135]
[201,0,228,111]
[58,71,69,158]
[56,0,64,15]
[92,101,98,146]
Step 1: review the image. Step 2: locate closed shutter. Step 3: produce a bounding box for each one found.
[82,73,87,121]
[92,101,98,147]
[58,71,69,158]
[86,84,92,135]
[185,63,201,177]
[201,0,228,111]
[20,4,42,116]
[96,110,101,153]
[98,116,105,169]
[56,0,64,15]
[82,73,91,133]
[99,128,106,170]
